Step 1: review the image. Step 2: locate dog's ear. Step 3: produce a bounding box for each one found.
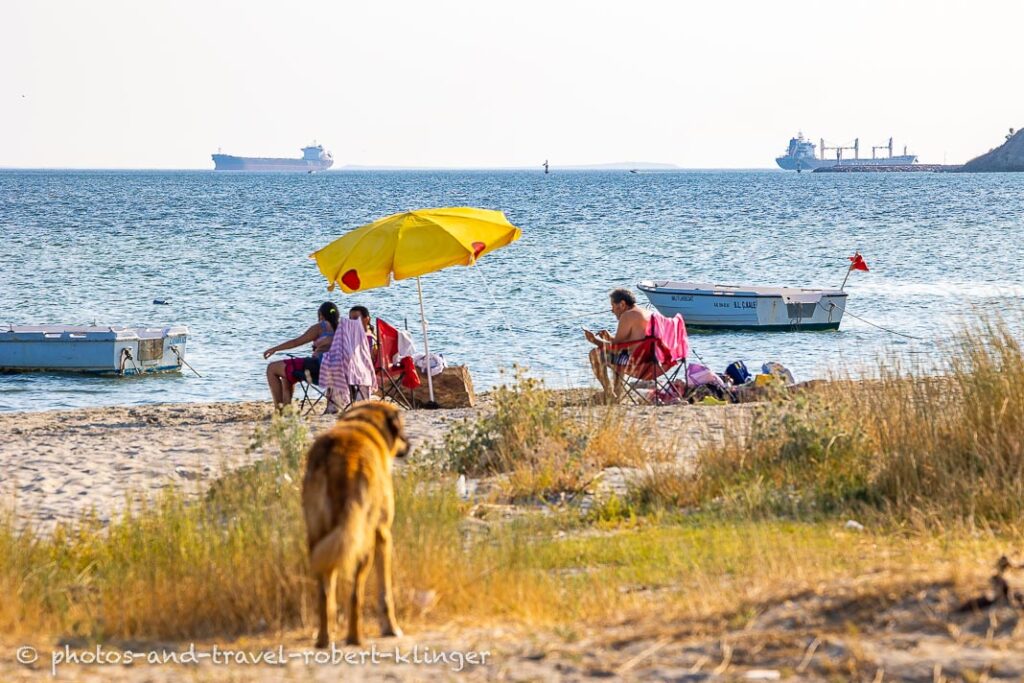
[386,408,403,439]
[386,408,409,458]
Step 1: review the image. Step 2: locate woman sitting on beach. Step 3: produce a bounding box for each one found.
[348,304,377,357]
[263,301,339,410]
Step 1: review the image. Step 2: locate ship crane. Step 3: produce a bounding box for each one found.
[820,138,860,161]
[871,138,895,159]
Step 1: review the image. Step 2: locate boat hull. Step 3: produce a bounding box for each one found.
[638,281,846,331]
[0,326,189,375]
[211,154,334,172]
[776,155,918,171]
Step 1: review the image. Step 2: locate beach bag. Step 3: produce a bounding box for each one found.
[399,356,421,389]
[686,382,729,404]
[685,364,730,403]
[414,352,446,377]
[761,362,795,385]
[687,363,725,389]
[724,360,751,386]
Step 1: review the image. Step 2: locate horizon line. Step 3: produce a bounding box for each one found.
[0,165,783,172]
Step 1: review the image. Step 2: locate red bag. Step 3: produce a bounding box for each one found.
[399,356,421,389]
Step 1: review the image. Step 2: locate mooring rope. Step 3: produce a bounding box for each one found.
[119,348,142,376]
[841,307,924,340]
[170,344,203,378]
[817,301,923,340]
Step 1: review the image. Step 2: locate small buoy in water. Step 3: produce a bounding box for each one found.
[153,299,171,305]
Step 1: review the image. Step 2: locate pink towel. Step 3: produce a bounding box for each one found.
[649,312,688,364]
[319,318,377,394]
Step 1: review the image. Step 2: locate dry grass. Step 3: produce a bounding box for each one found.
[437,368,672,502]
[0,415,312,640]
[633,318,1024,527]
[3,451,1018,644]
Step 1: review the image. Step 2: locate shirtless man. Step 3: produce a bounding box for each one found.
[584,288,651,402]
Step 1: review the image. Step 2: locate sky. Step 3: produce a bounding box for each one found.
[2,1,1022,169]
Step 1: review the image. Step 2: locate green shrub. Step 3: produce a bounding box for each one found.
[436,368,664,502]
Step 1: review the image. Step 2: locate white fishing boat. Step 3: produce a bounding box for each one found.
[637,281,847,331]
[0,325,189,375]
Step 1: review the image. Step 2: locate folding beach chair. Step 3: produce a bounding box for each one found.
[285,354,330,416]
[374,319,420,409]
[605,313,688,406]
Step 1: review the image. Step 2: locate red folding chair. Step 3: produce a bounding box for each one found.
[605,313,688,406]
[374,319,420,409]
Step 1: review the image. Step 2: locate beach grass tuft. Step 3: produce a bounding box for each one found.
[437,367,669,502]
[633,317,1024,527]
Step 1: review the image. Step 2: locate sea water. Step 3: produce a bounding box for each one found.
[2,169,1023,412]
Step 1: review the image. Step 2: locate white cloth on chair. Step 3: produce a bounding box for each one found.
[394,329,418,365]
[319,319,377,407]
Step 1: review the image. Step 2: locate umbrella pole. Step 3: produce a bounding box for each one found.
[417,277,435,403]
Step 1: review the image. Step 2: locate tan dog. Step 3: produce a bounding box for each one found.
[302,400,409,648]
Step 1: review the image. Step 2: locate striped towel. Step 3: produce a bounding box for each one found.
[319,319,377,399]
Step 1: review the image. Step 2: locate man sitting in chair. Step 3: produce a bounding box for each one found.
[584,288,651,402]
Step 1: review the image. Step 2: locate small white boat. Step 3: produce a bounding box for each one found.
[638,280,847,331]
[0,325,189,375]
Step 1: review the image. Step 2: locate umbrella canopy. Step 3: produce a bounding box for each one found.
[310,207,522,405]
[312,207,521,293]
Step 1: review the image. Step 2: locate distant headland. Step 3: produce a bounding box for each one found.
[958,127,1024,172]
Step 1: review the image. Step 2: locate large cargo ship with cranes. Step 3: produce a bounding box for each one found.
[776,133,917,171]
[212,143,334,172]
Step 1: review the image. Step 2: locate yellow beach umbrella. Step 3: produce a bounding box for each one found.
[311,207,522,402]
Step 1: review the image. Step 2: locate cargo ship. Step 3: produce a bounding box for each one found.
[776,133,916,171]
[211,143,334,172]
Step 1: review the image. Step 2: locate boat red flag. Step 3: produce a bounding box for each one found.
[848,252,869,272]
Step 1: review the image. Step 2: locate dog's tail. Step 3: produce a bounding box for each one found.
[308,502,367,578]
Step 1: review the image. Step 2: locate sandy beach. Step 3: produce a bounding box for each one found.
[0,401,476,532]
[0,397,741,533]
[3,396,1024,681]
